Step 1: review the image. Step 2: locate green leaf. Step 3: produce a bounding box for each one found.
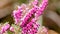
[7,30,13,34]
[18,0,28,4]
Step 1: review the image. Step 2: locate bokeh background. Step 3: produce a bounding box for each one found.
[0,0,60,34]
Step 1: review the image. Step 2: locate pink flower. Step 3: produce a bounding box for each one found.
[12,0,48,34]
[32,0,38,5]
[10,27,14,32]
[13,7,23,24]
[20,0,48,34]
[41,26,48,34]
[1,24,10,33]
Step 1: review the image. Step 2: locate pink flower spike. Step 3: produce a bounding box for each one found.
[10,27,14,32]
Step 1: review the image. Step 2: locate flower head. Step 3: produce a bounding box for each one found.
[1,24,10,33]
[10,26,14,32]
[12,0,48,34]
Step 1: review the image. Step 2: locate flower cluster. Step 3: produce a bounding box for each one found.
[19,0,48,34]
[13,0,48,34]
[21,18,40,34]
[0,0,48,34]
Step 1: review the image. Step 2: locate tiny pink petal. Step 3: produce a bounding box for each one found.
[10,27,14,32]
